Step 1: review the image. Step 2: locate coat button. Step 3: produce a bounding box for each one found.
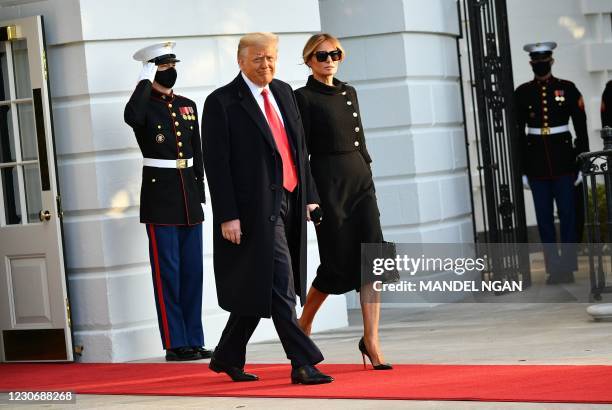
[354,141,360,147]
[179,152,184,158]
[270,184,277,191]
[342,91,347,95]
[175,121,179,126]
[346,101,352,105]
[172,113,177,117]
[177,131,182,136]
[178,142,183,147]
[353,112,358,117]
[355,127,360,132]
[269,215,277,222]
[168,103,173,108]
[152,178,156,183]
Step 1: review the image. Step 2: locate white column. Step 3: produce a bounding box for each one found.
[319,0,471,306]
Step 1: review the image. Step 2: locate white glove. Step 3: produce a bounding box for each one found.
[138,62,157,83]
[522,175,530,190]
[574,171,582,186]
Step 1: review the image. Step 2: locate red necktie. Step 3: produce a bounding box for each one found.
[261,88,298,192]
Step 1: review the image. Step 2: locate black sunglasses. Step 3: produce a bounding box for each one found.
[314,49,342,62]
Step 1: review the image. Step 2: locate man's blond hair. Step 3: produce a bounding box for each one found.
[237,32,279,59]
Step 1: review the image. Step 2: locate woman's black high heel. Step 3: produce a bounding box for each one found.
[358,337,393,370]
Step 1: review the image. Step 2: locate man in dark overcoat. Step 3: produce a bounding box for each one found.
[201,32,333,385]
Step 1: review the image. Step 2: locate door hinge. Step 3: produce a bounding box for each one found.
[66,297,71,328]
[56,195,64,220]
[42,49,48,81]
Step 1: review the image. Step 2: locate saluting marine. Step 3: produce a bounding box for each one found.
[514,41,589,284]
[124,42,212,361]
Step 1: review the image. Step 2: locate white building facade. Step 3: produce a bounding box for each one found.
[0,0,609,362]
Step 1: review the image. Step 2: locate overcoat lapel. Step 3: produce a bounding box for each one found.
[234,74,278,153]
[269,80,298,154]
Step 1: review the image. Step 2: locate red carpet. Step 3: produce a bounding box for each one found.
[1,363,611,403]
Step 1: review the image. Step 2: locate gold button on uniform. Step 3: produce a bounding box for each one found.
[541,86,546,90]
[355,127,360,132]
[544,115,548,120]
[543,107,548,112]
[354,141,360,147]
[152,179,156,183]
[353,112,358,117]
[543,100,547,105]
[178,152,184,158]
[342,91,347,95]
[177,131,182,136]
[168,104,172,108]
[172,113,177,117]
[347,101,352,106]
[190,126,194,130]
[174,121,179,126]
[178,142,183,147]
[157,125,162,129]
[544,122,549,127]
[542,93,546,97]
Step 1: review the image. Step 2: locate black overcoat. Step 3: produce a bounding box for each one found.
[201,73,319,318]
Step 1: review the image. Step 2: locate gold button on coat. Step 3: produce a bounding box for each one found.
[177,131,182,136]
[178,152,184,158]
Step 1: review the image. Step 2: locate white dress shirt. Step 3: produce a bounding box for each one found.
[241,71,285,126]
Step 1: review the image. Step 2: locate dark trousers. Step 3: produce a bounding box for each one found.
[529,175,578,274]
[213,189,324,368]
[146,224,204,349]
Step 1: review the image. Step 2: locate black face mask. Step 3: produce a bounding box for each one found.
[532,61,551,77]
[154,67,177,88]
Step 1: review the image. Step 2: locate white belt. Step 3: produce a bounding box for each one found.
[526,125,570,135]
[143,158,193,169]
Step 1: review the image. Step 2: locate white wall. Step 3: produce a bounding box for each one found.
[1,0,348,362]
[319,0,472,308]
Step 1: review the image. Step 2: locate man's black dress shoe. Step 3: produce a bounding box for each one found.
[209,358,259,382]
[291,365,334,385]
[165,347,201,361]
[193,346,213,359]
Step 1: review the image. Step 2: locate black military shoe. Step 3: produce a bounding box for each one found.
[291,365,334,385]
[193,346,213,359]
[546,272,575,285]
[165,346,201,361]
[209,358,259,382]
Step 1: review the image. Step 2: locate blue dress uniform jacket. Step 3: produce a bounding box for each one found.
[124,79,205,225]
[601,80,612,127]
[514,76,589,178]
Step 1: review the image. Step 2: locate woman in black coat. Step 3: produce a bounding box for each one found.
[295,33,391,370]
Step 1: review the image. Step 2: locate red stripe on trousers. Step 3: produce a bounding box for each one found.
[148,224,171,348]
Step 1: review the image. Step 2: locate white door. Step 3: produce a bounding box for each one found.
[0,16,73,362]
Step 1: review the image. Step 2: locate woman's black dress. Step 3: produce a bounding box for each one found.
[295,75,383,294]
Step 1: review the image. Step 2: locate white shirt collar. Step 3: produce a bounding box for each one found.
[241,71,270,96]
